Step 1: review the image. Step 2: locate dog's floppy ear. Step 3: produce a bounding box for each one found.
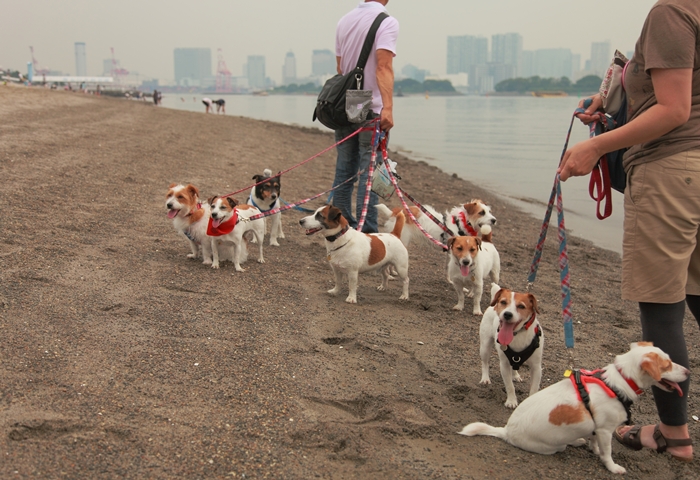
[475,236,482,251]
[641,354,663,382]
[528,293,540,314]
[226,197,238,208]
[186,184,200,198]
[169,183,178,189]
[447,236,456,249]
[327,205,342,223]
[632,341,654,349]
[252,174,262,182]
[464,202,478,217]
[490,288,505,307]
[207,195,217,206]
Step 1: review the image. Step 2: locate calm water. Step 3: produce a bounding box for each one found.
[160,93,623,253]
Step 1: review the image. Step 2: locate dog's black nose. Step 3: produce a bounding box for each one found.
[212,213,218,218]
[491,218,497,225]
[167,203,173,209]
[299,220,304,226]
[503,311,513,321]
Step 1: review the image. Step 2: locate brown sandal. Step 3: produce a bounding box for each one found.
[614,424,693,461]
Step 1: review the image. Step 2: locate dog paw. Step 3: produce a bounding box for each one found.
[513,372,523,383]
[345,296,357,304]
[399,293,409,300]
[211,263,220,269]
[202,259,213,265]
[187,253,197,259]
[270,241,280,247]
[327,288,340,296]
[250,238,258,244]
[605,463,625,475]
[479,378,491,385]
[377,285,386,291]
[452,304,464,311]
[257,258,265,264]
[278,232,286,239]
[504,398,519,409]
[235,266,246,272]
[472,309,483,316]
[387,275,395,281]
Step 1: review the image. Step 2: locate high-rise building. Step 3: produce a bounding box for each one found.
[312,49,335,77]
[491,33,522,78]
[401,64,428,83]
[173,48,212,87]
[75,42,87,76]
[446,35,488,75]
[282,51,297,85]
[590,41,611,77]
[247,55,266,90]
[521,50,535,78]
[533,48,574,79]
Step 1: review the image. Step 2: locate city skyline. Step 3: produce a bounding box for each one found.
[2,0,656,84]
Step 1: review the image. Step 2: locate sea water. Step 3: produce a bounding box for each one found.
[160,93,623,253]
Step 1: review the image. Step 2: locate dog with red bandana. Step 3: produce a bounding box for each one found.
[207,195,265,271]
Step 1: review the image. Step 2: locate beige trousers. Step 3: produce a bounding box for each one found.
[622,150,700,302]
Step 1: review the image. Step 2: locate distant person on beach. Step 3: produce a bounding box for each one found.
[202,97,213,114]
[213,99,226,114]
[559,0,699,462]
[331,0,399,233]
[153,90,158,105]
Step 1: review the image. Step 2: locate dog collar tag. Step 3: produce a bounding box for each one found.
[499,343,508,351]
[563,369,572,378]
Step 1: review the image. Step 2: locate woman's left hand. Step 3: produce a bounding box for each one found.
[558,138,602,181]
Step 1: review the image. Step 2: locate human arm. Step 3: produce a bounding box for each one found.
[336,56,342,75]
[376,49,394,131]
[558,67,692,181]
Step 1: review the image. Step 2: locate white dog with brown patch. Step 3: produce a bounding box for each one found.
[207,195,265,271]
[165,183,213,264]
[299,205,409,304]
[446,236,500,314]
[460,342,689,474]
[479,284,543,408]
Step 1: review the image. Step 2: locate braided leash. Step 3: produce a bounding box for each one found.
[356,121,382,232]
[397,187,452,236]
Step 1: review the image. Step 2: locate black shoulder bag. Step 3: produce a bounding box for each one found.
[312,12,389,130]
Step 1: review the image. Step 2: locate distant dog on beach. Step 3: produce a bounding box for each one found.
[375,199,497,247]
[299,205,409,304]
[478,283,543,408]
[207,195,265,271]
[165,183,213,264]
[460,342,689,474]
[248,168,284,246]
[446,235,500,314]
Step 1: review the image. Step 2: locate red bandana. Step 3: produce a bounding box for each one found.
[207,210,238,236]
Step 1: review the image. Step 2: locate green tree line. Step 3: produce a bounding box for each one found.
[495,75,603,94]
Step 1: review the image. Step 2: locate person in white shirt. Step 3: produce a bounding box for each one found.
[331,0,399,233]
[202,97,213,114]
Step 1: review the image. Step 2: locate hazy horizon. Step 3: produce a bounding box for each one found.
[2,0,657,83]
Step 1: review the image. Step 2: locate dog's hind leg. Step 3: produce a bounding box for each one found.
[211,239,221,269]
[345,270,359,304]
[377,266,391,292]
[472,279,485,315]
[394,264,409,300]
[186,238,199,259]
[254,225,265,263]
[270,214,284,245]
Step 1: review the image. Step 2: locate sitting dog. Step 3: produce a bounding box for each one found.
[479,283,543,408]
[446,236,500,314]
[299,205,409,304]
[207,195,265,271]
[248,169,284,246]
[460,342,689,474]
[165,183,212,264]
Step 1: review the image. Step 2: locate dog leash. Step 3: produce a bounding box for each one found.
[356,121,383,232]
[579,99,616,220]
[396,187,453,236]
[527,117,575,364]
[220,118,380,200]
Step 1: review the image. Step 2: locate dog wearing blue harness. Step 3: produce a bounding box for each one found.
[248,169,284,246]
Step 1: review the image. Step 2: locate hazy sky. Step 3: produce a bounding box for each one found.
[1,0,657,83]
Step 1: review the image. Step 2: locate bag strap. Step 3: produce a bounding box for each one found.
[355,13,389,71]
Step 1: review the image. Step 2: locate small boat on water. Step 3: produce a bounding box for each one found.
[532,91,568,98]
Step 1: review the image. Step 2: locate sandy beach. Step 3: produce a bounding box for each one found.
[1,86,699,479]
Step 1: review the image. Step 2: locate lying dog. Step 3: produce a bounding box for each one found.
[460,342,689,474]
[446,236,500,314]
[165,183,212,264]
[248,169,284,246]
[299,205,409,304]
[207,195,265,271]
[479,283,543,408]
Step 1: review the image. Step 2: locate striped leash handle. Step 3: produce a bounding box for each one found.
[356,122,382,232]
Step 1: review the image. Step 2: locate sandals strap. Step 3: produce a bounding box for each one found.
[653,424,693,453]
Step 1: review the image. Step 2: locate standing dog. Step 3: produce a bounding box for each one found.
[299,205,409,304]
[445,199,497,242]
[165,183,213,264]
[207,196,265,271]
[479,284,543,408]
[248,169,284,246]
[460,342,689,474]
[446,236,500,314]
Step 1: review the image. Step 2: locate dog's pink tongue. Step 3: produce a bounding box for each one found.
[212,218,222,228]
[498,321,516,346]
[460,265,470,277]
[167,209,178,219]
[666,380,684,397]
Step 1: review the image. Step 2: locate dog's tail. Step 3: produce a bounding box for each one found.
[263,168,272,178]
[375,203,394,223]
[458,422,506,439]
[390,210,405,239]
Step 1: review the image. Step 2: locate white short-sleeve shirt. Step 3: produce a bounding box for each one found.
[336,2,399,114]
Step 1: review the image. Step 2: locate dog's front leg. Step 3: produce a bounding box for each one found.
[187,238,199,259]
[594,429,626,474]
[498,354,519,408]
[255,229,265,264]
[232,242,245,272]
[201,238,213,265]
[528,353,543,397]
[327,264,342,296]
[472,278,484,315]
[452,280,465,311]
[270,215,282,246]
[345,270,359,304]
[211,238,220,269]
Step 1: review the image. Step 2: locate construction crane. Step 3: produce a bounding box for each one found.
[216,48,232,93]
[110,47,130,84]
[29,46,50,75]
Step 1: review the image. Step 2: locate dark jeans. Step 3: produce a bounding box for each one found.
[639,295,700,426]
[332,123,378,233]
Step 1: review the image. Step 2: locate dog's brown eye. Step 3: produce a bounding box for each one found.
[177,195,185,200]
[500,299,507,305]
[517,304,526,310]
[470,248,476,253]
[479,210,485,216]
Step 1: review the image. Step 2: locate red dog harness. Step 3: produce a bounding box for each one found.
[206,210,239,236]
[569,369,642,425]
